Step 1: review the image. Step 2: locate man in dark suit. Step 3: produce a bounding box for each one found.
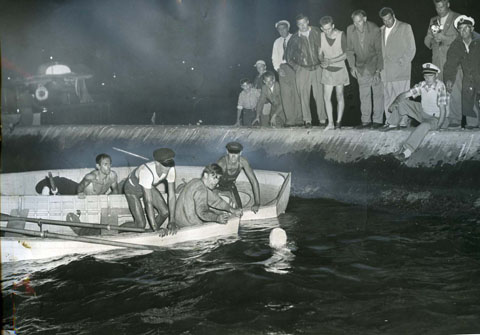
[424,0,462,127]
[254,71,286,127]
[346,9,384,128]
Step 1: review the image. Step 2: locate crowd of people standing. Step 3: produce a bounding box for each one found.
[235,1,480,137]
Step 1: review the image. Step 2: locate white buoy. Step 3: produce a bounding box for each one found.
[269,228,287,249]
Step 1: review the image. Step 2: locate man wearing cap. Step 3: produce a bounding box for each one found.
[382,63,448,161]
[272,19,303,127]
[175,164,242,228]
[379,7,416,128]
[424,0,462,128]
[216,142,261,213]
[253,60,268,89]
[444,15,480,129]
[346,10,384,128]
[286,13,326,128]
[124,148,177,235]
[253,60,272,126]
[236,78,260,126]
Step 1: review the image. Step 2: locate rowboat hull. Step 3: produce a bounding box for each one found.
[1,217,240,263]
[1,166,289,262]
[1,166,290,231]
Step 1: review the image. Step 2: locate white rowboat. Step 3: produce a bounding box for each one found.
[1,166,290,262]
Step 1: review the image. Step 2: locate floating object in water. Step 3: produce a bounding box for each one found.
[269,228,287,249]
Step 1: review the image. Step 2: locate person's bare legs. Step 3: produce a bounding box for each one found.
[323,84,334,129]
[335,85,345,127]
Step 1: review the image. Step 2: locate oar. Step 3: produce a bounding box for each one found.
[0,227,161,251]
[0,213,148,233]
[112,147,149,161]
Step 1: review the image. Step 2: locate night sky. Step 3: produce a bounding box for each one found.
[1,0,479,125]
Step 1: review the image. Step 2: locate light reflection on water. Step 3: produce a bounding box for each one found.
[2,198,480,334]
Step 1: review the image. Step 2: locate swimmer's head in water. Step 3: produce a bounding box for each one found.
[269,228,287,249]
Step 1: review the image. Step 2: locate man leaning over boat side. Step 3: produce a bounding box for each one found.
[216,142,261,213]
[123,148,177,235]
[77,153,119,196]
[175,164,242,228]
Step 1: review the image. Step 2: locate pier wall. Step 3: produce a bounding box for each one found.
[2,125,480,217]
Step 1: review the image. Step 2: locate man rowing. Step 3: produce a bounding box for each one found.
[124,148,177,235]
[77,153,119,196]
[216,142,261,213]
[175,163,242,227]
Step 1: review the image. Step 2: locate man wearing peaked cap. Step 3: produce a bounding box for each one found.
[454,15,475,29]
[422,62,441,74]
[424,0,462,128]
[381,62,448,161]
[272,19,303,127]
[444,14,480,129]
[153,148,175,165]
[226,141,243,153]
[215,142,261,213]
[123,148,177,234]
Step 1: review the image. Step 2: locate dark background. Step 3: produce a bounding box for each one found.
[1,0,479,125]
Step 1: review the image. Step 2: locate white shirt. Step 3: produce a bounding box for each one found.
[137,161,176,189]
[384,19,397,44]
[439,13,449,29]
[272,33,292,71]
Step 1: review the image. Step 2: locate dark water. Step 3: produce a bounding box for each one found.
[3,198,480,334]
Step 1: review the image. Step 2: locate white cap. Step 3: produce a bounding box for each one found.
[275,20,290,30]
[254,60,266,67]
[422,62,441,74]
[454,15,475,29]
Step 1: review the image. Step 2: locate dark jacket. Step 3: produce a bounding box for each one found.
[256,82,286,126]
[286,26,322,70]
[444,31,480,117]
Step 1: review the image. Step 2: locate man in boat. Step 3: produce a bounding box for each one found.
[216,142,261,213]
[123,148,177,234]
[77,153,119,196]
[175,163,242,228]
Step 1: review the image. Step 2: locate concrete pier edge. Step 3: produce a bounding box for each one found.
[2,125,480,218]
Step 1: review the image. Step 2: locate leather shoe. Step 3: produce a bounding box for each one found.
[355,123,371,129]
[336,121,342,129]
[372,123,383,129]
[380,125,399,132]
[305,122,312,128]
